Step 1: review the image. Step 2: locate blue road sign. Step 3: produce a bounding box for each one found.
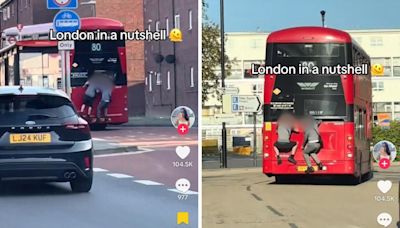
[47,0,78,9]
[53,10,81,32]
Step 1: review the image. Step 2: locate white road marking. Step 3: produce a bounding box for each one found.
[93,168,109,172]
[167,189,198,195]
[92,138,107,141]
[107,173,134,179]
[94,147,155,158]
[134,180,164,186]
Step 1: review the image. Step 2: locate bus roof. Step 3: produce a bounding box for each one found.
[267,26,352,43]
[3,17,124,37]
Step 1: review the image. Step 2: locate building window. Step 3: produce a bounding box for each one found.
[167,71,171,90]
[11,4,14,16]
[374,102,392,113]
[7,6,10,19]
[393,57,400,77]
[372,81,384,91]
[165,17,169,34]
[145,76,148,86]
[148,72,153,92]
[156,72,161,85]
[3,9,7,21]
[148,22,151,31]
[155,21,160,32]
[190,67,195,87]
[370,37,383,46]
[174,14,180,29]
[188,10,193,30]
[394,102,400,120]
[371,58,391,76]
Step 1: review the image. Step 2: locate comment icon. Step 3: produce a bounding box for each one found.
[377,212,392,227]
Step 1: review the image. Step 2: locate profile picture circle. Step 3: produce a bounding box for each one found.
[373,140,397,162]
[170,106,195,128]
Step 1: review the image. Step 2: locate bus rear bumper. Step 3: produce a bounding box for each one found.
[263,159,355,175]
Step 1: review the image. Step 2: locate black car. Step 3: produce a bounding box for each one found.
[0,86,93,192]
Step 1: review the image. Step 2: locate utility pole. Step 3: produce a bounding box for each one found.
[320,10,326,27]
[220,0,225,87]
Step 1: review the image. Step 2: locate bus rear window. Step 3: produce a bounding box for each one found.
[269,43,347,68]
[71,40,126,87]
[275,43,343,58]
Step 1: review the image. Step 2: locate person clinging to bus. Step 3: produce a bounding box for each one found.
[96,71,115,122]
[273,112,298,165]
[377,142,391,161]
[301,115,324,174]
[80,73,100,117]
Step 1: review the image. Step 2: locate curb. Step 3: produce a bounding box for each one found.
[203,167,261,177]
[94,145,139,155]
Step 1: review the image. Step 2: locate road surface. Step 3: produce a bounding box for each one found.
[0,126,198,228]
[203,166,399,228]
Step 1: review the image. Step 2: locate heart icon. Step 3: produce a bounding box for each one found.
[176,146,190,159]
[377,180,392,194]
[175,178,191,193]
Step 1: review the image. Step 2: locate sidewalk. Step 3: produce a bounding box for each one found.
[124,116,171,127]
[203,153,262,169]
[124,116,200,127]
[203,167,260,177]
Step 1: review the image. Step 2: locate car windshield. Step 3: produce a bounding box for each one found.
[0,95,76,124]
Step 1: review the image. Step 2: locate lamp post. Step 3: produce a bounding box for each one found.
[220,0,225,88]
[81,0,96,17]
[320,10,326,27]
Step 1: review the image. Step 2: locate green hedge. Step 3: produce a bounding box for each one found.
[372,121,400,160]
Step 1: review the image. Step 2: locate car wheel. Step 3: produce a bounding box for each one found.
[70,175,93,193]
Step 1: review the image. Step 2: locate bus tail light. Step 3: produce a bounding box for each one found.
[347,153,353,158]
[347,144,353,150]
[347,136,352,141]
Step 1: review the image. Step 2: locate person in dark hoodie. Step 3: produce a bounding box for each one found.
[301,115,324,174]
[274,112,298,165]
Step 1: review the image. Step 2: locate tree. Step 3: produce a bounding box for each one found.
[202,2,234,103]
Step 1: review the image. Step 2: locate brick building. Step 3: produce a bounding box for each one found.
[0,0,57,30]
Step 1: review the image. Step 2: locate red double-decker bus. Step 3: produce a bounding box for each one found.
[0,17,128,129]
[262,27,373,183]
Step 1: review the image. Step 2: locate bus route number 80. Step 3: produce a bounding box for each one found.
[91,43,102,52]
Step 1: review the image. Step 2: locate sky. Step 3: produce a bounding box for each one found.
[204,0,400,32]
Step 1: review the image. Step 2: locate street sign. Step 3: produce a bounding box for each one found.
[17,24,23,31]
[58,40,75,50]
[47,0,78,9]
[8,36,17,44]
[223,95,261,113]
[53,10,81,32]
[221,87,239,95]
